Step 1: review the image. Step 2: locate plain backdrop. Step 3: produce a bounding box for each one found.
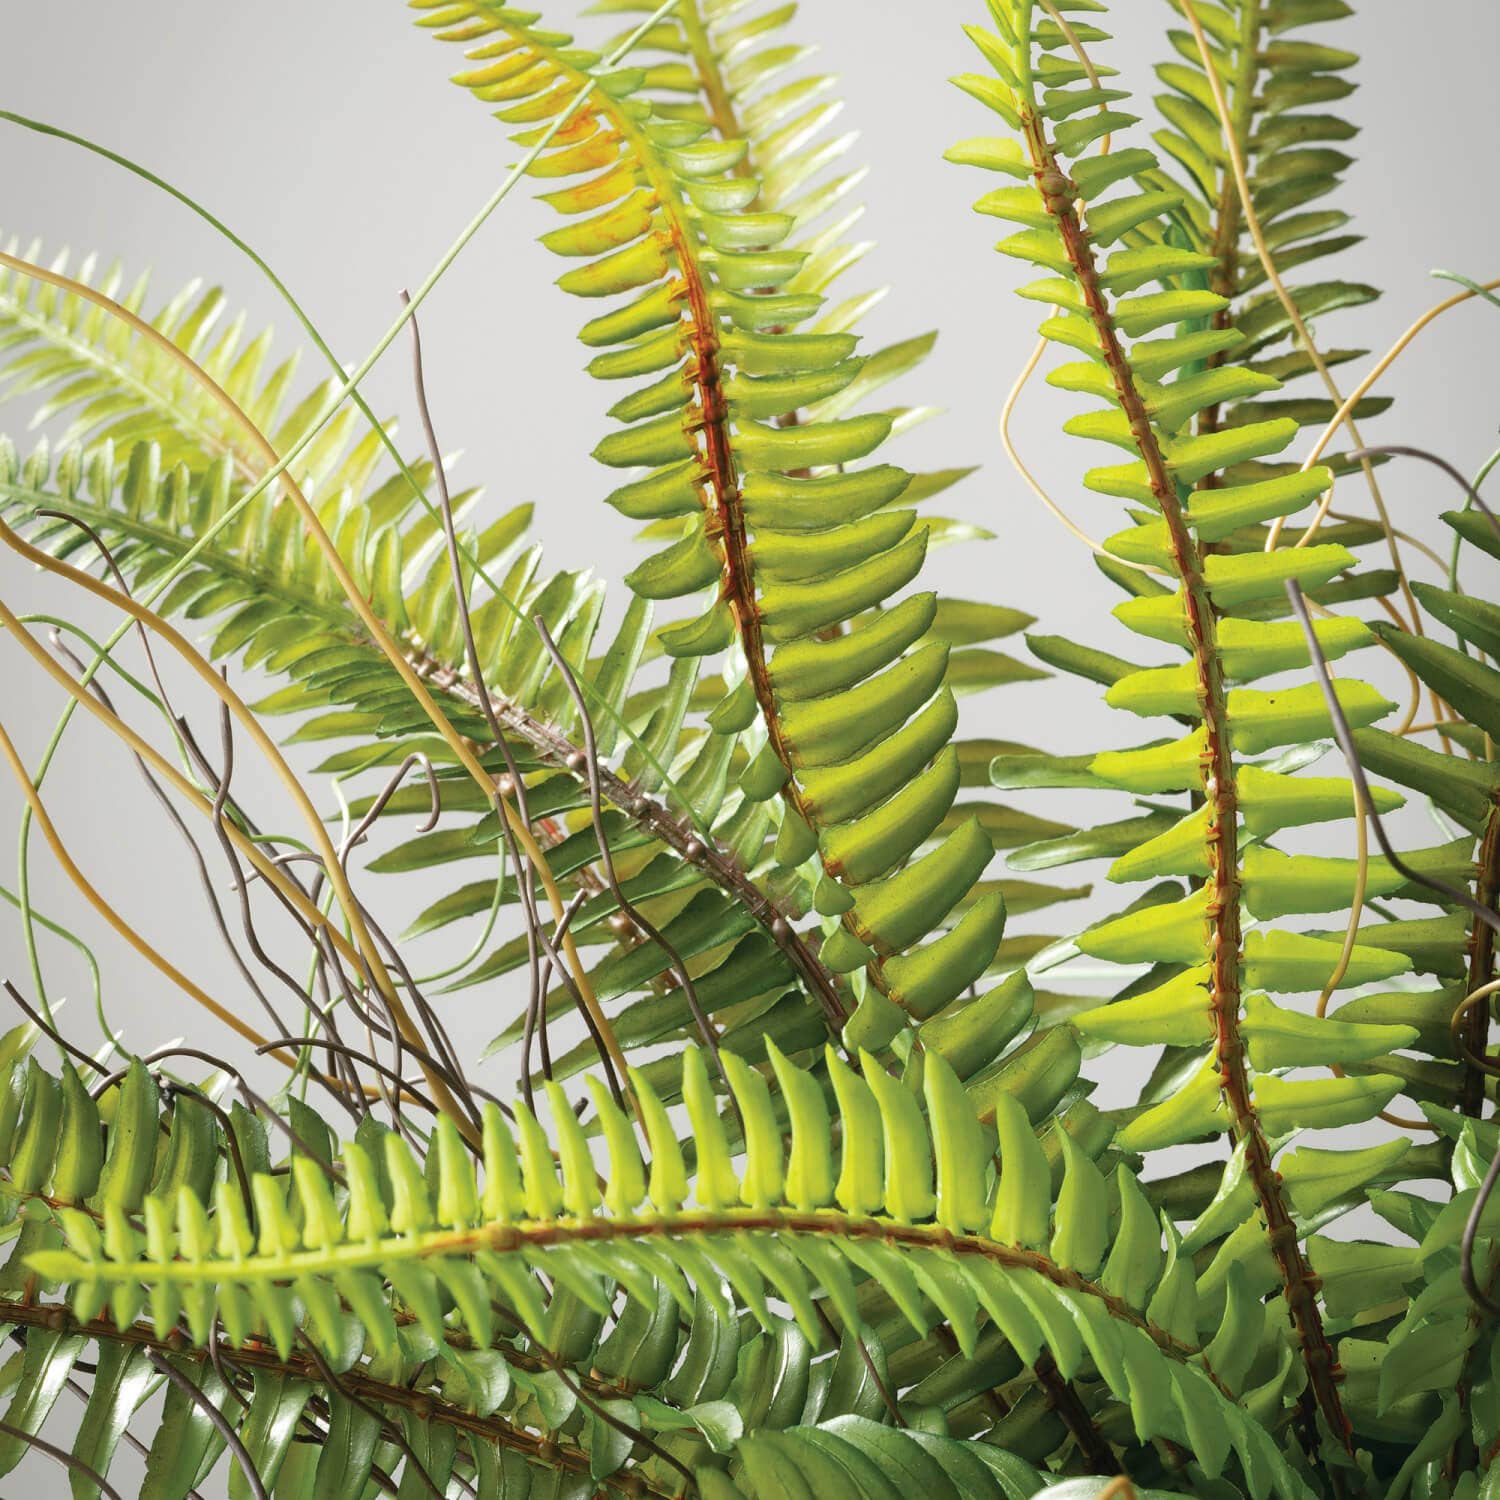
[1,2,1499,1491]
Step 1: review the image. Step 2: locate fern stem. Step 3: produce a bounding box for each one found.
[424,655,851,1032]
[0,467,850,1035]
[664,192,905,1019]
[0,507,484,1134]
[505,25,893,1021]
[0,115,696,826]
[1193,0,1260,448]
[1017,102,1352,1451]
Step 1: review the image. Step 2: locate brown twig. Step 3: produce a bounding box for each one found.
[399,289,629,1105]
[0,1413,124,1500]
[532,615,728,1089]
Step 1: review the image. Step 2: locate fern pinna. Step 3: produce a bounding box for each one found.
[0,0,1497,1496]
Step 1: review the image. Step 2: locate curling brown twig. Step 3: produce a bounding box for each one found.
[45,627,297,1046]
[296,1334,455,1500]
[1283,584,1500,939]
[0,1413,123,1500]
[400,289,631,1103]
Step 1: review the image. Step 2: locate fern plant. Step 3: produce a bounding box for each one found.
[0,0,1495,1495]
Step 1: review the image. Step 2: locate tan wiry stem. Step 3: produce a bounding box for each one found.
[1014,88,1352,1450]
[0,719,280,1059]
[0,516,479,1140]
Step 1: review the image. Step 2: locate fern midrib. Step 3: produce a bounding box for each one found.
[0,1178,682,1408]
[677,0,748,160]
[539,34,901,1017]
[672,1,819,441]
[1018,100,1352,1449]
[45,1200,1208,1370]
[429,651,852,1030]
[0,290,258,483]
[0,1298,677,1500]
[0,477,350,634]
[673,225,910,1019]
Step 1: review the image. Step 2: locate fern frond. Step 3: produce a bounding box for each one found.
[417,0,1039,1076]
[4,1022,1316,1497]
[1148,1,1380,455]
[946,0,1474,1457]
[0,431,866,1056]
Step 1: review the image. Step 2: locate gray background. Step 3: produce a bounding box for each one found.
[0,2,1498,1490]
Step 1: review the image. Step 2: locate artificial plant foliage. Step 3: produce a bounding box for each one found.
[0,0,1494,1496]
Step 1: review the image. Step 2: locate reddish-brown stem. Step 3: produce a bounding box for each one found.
[1018,103,1351,1452]
[666,217,900,1011]
[490,26,864,1032]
